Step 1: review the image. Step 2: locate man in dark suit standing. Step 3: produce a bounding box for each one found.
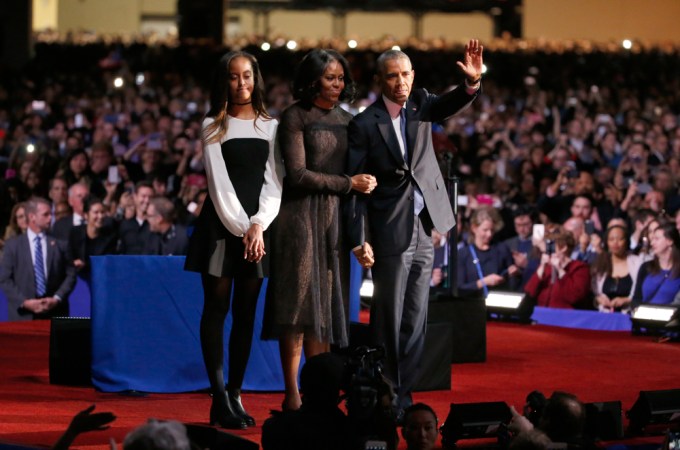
[347,40,483,415]
[0,197,76,320]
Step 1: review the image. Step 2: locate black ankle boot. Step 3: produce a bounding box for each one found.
[209,393,247,429]
[227,388,256,427]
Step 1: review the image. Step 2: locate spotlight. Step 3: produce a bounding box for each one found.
[630,304,679,336]
[26,143,35,153]
[261,42,271,51]
[485,291,534,323]
[286,40,297,50]
[347,39,358,49]
[359,279,373,299]
[113,77,124,88]
[622,39,633,50]
[482,64,488,74]
[135,73,145,86]
[391,45,401,51]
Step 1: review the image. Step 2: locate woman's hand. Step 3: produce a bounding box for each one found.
[596,293,613,311]
[482,274,505,287]
[243,223,265,263]
[73,259,85,270]
[611,296,632,310]
[351,174,377,194]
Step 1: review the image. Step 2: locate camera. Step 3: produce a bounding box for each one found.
[545,239,555,255]
[342,346,396,450]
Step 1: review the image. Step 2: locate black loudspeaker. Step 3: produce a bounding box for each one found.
[348,322,451,392]
[627,389,680,435]
[49,317,91,386]
[440,401,511,446]
[428,295,487,363]
[585,401,623,441]
[184,423,258,450]
[414,321,452,392]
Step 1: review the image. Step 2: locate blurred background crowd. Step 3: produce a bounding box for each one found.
[0,31,679,310]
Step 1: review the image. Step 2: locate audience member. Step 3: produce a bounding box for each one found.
[503,207,539,291]
[118,181,154,254]
[123,419,191,450]
[47,177,68,224]
[632,222,680,305]
[524,228,592,309]
[69,196,118,279]
[52,404,116,450]
[0,197,76,320]
[591,225,643,312]
[145,196,188,255]
[51,182,89,240]
[261,352,353,450]
[458,206,518,297]
[401,403,439,450]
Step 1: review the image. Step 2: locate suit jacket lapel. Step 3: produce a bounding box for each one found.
[374,100,408,169]
[405,100,420,165]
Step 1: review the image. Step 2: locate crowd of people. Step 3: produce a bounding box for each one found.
[1,34,680,449]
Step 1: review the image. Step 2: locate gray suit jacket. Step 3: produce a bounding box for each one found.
[0,233,76,321]
[346,86,478,256]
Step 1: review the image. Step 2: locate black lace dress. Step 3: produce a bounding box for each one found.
[263,102,353,346]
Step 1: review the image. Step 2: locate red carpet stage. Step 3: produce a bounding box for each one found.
[1,320,678,449]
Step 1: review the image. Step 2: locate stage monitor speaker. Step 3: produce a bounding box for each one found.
[627,389,680,435]
[428,295,486,363]
[440,401,511,446]
[184,423,259,450]
[585,401,623,441]
[49,317,91,386]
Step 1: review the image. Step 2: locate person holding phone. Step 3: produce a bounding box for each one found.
[184,51,283,429]
[457,206,518,297]
[524,228,592,309]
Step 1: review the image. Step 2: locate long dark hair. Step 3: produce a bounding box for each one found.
[592,225,631,277]
[203,51,270,145]
[292,49,356,105]
[649,221,680,278]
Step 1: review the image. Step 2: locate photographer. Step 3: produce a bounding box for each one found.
[524,228,592,309]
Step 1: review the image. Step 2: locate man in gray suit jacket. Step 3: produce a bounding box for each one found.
[0,197,76,320]
[346,40,483,415]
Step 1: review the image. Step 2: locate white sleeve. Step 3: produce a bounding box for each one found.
[202,117,251,237]
[251,120,283,230]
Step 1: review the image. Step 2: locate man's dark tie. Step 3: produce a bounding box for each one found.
[399,108,409,162]
[34,235,46,297]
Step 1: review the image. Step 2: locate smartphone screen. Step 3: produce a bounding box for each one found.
[532,224,545,241]
[584,220,595,235]
[107,165,120,184]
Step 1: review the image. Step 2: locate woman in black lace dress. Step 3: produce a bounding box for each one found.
[263,49,376,411]
[185,51,282,429]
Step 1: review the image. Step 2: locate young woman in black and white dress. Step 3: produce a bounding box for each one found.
[184,51,282,429]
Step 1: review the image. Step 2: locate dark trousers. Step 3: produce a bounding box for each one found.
[370,214,433,408]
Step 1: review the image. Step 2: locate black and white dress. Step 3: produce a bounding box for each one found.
[184,115,282,278]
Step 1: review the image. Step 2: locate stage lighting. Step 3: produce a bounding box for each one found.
[348,39,357,49]
[630,305,679,336]
[359,279,373,299]
[261,42,271,51]
[286,40,297,50]
[627,389,680,435]
[485,291,534,323]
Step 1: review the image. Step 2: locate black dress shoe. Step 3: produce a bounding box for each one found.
[227,388,256,427]
[209,394,247,429]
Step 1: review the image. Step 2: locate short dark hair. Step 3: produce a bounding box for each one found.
[402,403,438,428]
[83,195,103,214]
[293,49,356,105]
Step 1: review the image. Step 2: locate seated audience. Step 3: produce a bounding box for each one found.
[524,228,592,309]
[457,206,518,297]
[632,222,680,305]
[591,224,643,312]
[0,197,76,320]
